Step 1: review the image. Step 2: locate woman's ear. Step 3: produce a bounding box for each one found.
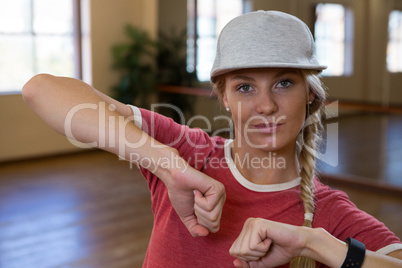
[308,92,316,104]
[223,92,229,110]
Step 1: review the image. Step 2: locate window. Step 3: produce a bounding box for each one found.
[314,3,354,76]
[387,10,402,72]
[187,0,251,81]
[0,0,82,94]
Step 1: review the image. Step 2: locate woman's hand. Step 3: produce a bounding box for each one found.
[230,218,307,268]
[165,163,226,237]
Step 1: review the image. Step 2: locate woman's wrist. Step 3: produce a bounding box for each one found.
[301,227,348,268]
[145,146,184,182]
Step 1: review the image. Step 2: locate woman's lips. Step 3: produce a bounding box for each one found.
[251,123,283,133]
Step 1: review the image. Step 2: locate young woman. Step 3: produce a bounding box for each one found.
[22,10,401,268]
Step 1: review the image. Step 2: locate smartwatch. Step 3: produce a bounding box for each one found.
[341,237,366,268]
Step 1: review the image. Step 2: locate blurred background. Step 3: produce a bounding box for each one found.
[0,0,401,267]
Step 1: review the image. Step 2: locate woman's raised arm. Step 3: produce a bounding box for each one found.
[22,74,226,237]
[230,218,402,268]
[22,74,134,149]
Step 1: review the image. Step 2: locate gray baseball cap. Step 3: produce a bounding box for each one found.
[210,10,327,82]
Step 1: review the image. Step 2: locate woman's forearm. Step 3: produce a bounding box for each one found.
[22,74,180,179]
[303,227,402,268]
[230,218,402,268]
[22,74,226,237]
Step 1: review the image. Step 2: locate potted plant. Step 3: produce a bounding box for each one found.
[110,25,157,108]
[156,28,198,121]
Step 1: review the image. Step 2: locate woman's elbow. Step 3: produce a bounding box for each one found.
[22,74,54,103]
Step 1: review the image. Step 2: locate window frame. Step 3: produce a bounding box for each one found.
[0,0,83,95]
[187,0,251,82]
[313,3,354,77]
[387,9,402,73]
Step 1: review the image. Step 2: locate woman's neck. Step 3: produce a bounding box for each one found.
[231,140,300,185]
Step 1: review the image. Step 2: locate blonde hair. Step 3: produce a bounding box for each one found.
[212,69,327,268]
[289,70,326,268]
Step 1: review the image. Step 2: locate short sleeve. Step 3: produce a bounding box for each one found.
[137,108,217,164]
[126,107,223,200]
[326,190,401,253]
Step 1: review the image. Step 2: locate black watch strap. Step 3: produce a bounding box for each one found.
[341,237,366,268]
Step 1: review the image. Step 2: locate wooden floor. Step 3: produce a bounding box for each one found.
[0,151,153,268]
[319,111,402,189]
[0,111,402,268]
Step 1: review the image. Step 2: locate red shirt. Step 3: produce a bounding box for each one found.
[130,107,402,267]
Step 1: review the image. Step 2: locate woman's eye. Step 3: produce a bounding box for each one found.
[237,84,252,92]
[277,80,292,88]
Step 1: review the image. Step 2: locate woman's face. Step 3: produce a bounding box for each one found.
[223,68,312,152]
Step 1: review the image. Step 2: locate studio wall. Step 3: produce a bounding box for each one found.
[0,0,157,162]
[1,0,401,162]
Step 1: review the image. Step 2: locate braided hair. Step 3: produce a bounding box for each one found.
[290,70,327,268]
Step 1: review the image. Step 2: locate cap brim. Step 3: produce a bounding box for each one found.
[210,63,327,82]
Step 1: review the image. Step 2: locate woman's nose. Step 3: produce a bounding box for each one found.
[255,90,278,115]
